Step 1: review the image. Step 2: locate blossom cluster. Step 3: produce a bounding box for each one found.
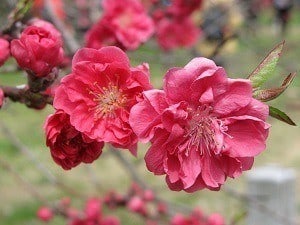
[0,0,270,194]
[85,0,202,51]
[0,15,270,192]
[37,184,225,225]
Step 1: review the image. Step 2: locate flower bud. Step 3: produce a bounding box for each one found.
[127,196,147,216]
[11,23,64,77]
[0,38,10,66]
[37,206,53,222]
[207,213,225,225]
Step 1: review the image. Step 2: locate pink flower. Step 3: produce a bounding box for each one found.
[54,47,152,154]
[85,198,102,220]
[11,24,64,77]
[69,198,120,225]
[85,19,124,50]
[207,213,225,225]
[96,0,154,50]
[37,206,53,222]
[0,38,10,66]
[127,196,147,215]
[28,18,63,43]
[170,214,200,225]
[156,17,200,51]
[0,88,4,108]
[167,0,203,17]
[130,57,270,192]
[44,110,104,170]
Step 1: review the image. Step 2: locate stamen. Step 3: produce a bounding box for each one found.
[183,105,230,157]
[88,82,127,120]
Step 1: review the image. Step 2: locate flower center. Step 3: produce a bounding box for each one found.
[183,105,228,157]
[89,82,127,120]
[118,11,133,29]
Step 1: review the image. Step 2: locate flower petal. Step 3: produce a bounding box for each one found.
[213,79,252,116]
[130,90,168,141]
[223,117,269,157]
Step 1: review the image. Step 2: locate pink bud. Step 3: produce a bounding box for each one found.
[157,202,167,215]
[60,197,71,207]
[127,196,147,216]
[37,206,53,222]
[67,208,80,219]
[11,24,64,77]
[143,189,155,202]
[85,198,102,220]
[0,38,10,66]
[207,213,225,225]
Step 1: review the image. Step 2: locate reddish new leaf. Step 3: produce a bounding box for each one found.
[253,72,296,101]
[248,42,284,88]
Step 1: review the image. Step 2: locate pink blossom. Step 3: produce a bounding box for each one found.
[167,0,203,17]
[28,18,63,44]
[85,19,124,50]
[85,198,102,220]
[37,206,53,222]
[127,196,147,215]
[69,198,120,225]
[142,189,155,201]
[11,24,64,77]
[88,0,154,50]
[156,17,200,51]
[170,214,202,225]
[44,110,104,170]
[130,57,270,192]
[207,213,225,225]
[54,47,152,154]
[0,88,4,108]
[0,38,10,66]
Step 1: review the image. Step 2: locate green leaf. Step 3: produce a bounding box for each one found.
[253,72,296,101]
[8,0,33,22]
[269,106,296,126]
[248,42,284,89]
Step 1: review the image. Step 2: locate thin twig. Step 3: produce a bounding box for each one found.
[84,164,102,191]
[44,0,80,54]
[0,121,84,197]
[108,145,192,215]
[208,33,238,59]
[0,157,48,204]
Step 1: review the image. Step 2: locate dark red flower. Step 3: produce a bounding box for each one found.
[44,110,104,170]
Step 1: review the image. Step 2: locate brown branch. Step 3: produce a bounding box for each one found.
[0,84,54,106]
[108,145,192,216]
[208,33,238,59]
[44,0,80,54]
[0,157,48,204]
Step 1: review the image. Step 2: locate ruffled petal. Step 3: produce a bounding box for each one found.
[213,79,253,116]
